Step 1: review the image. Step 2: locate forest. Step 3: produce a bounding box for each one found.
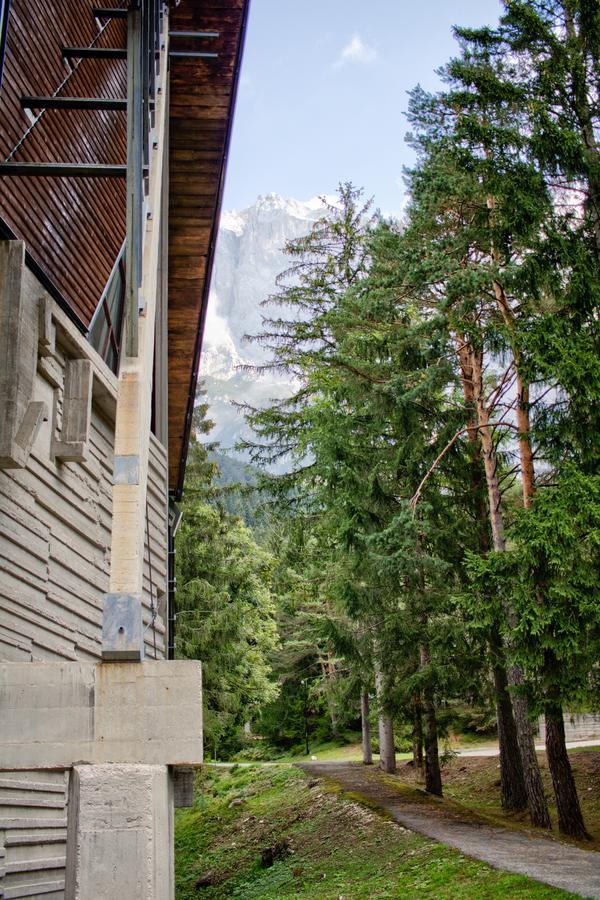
[175,0,600,843]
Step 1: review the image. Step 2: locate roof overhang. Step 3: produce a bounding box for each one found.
[167,0,250,498]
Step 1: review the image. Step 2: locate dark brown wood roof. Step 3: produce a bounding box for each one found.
[168,0,249,497]
[0,0,248,496]
[0,0,127,326]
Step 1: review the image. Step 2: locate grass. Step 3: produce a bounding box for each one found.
[175,764,578,899]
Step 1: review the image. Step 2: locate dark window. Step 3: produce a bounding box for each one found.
[88,246,126,373]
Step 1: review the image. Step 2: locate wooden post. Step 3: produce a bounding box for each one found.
[102,14,169,661]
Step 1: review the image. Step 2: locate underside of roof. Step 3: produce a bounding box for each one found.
[167,0,249,498]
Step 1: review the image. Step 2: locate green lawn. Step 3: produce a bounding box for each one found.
[175,764,576,899]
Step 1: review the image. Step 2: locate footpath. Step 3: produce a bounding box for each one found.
[301,762,600,899]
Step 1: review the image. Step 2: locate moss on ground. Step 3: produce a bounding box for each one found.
[175,765,577,899]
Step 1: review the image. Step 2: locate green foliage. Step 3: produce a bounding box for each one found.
[468,470,600,710]
[175,399,279,757]
[179,4,600,813]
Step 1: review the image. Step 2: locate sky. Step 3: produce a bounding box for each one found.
[222,0,505,216]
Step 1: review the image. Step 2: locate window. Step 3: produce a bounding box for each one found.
[88,245,126,373]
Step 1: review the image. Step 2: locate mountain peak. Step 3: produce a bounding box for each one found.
[201,192,328,451]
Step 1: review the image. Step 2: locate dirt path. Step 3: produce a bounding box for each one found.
[300,762,600,899]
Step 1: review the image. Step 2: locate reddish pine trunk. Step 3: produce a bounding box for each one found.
[484,282,586,832]
[456,337,527,812]
[470,344,551,828]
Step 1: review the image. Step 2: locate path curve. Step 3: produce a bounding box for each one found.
[300,762,600,899]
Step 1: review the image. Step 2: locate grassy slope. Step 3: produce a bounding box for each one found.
[175,765,577,899]
[395,748,600,852]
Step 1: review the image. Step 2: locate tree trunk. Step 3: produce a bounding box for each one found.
[326,653,339,737]
[361,690,373,766]
[506,664,552,828]
[485,285,587,831]
[490,633,528,812]
[456,335,527,812]
[485,276,536,510]
[515,372,535,509]
[420,644,443,796]
[470,345,551,828]
[481,286,585,830]
[545,694,589,838]
[412,692,424,773]
[374,659,396,774]
[456,337,527,812]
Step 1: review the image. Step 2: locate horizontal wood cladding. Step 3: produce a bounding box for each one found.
[168,0,249,494]
[0,769,69,898]
[0,281,168,664]
[0,0,127,327]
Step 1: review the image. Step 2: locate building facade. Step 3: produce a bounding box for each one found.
[0,1,248,896]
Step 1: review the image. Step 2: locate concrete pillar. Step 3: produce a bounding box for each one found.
[65,764,174,900]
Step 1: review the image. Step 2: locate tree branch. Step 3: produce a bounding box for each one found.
[410,421,520,511]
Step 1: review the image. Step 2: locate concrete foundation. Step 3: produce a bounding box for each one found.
[0,661,201,898]
[65,764,174,900]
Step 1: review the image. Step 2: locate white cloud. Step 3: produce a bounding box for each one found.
[334,33,378,68]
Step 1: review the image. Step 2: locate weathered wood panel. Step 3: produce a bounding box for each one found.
[0,0,127,327]
[168,0,249,495]
[0,275,167,664]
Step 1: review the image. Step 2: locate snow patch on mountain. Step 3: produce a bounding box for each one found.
[199,193,328,454]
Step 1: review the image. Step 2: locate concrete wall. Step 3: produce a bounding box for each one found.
[0,252,172,898]
[0,264,168,663]
[0,659,203,899]
[539,713,600,743]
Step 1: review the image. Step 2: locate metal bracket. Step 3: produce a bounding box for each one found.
[113,453,140,485]
[102,593,144,661]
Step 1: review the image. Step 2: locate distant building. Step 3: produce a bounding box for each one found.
[0,1,248,896]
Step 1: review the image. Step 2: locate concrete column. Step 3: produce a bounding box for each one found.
[65,764,174,900]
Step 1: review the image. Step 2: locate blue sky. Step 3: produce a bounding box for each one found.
[223,0,504,215]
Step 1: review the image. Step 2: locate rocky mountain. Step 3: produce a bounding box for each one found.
[200,193,329,454]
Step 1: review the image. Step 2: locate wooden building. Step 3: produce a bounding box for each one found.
[0,1,249,896]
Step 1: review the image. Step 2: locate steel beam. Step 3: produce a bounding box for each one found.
[92,6,127,17]
[0,163,129,177]
[21,96,127,111]
[62,47,127,60]
[168,51,218,58]
[125,3,143,358]
[168,31,219,38]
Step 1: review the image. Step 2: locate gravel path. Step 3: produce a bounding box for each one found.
[300,762,600,899]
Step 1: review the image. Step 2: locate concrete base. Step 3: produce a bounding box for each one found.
[65,764,174,900]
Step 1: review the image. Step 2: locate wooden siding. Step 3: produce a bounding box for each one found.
[0,272,167,665]
[0,0,127,327]
[0,769,69,899]
[168,0,249,494]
